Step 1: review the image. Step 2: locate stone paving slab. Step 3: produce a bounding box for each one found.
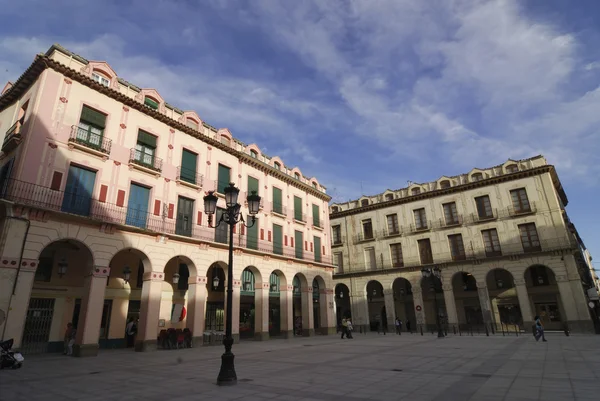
[1,332,599,401]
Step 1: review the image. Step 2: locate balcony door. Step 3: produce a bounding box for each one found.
[61,165,96,216]
[125,183,150,228]
[175,196,194,237]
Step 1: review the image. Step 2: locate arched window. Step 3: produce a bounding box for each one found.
[221,135,231,146]
[506,164,518,173]
[411,187,421,195]
[385,193,394,201]
[472,173,483,182]
[440,180,451,189]
[250,150,258,158]
[144,96,159,110]
[186,118,199,130]
[92,71,110,87]
[294,172,301,180]
[312,182,318,189]
[331,206,339,213]
[274,162,281,171]
[361,199,369,207]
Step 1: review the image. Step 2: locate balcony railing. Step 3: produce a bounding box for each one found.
[407,222,431,234]
[333,237,574,275]
[0,178,331,265]
[440,215,463,228]
[269,202,287,216]
[354,231,378,243]
[176,166,203,187]
[293,212,307,222]
[467,209,497,224]
[506,201,537,217]
[69,126,112,154]
[312,218,322,228]
[129,148,163,172]
[332,237,344,246]
[2,120,23,152]
[383,227,402,237]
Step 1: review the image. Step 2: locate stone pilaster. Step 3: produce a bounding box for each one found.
[74,266,110,357]
[135,271,164,352]
[186,276,208,346]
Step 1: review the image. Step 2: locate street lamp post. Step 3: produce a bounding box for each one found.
[203,183,261,386]
[421,267,445,338]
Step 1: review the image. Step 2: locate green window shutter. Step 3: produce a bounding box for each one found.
[241,270,255,295]
[313,280,319,300]
[80,106,106,128]
[269,273,280,295]
[137,130,157,148]
[312,204,320,227]
[272,187,282,214]
[273,224,283,255]
[294,230,303,259]
[246,216,258,250]
[294,196,302,221]
[247,176,259,196]
[293,276,301,297]
[144,97,159,110]
[217,164,231,193]
[180,149,197,184]
[314,236,321,263]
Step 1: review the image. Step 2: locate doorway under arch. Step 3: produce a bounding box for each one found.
[524,264,565,331]
[392,278,415,331]
[366,280,384,332]
[486,268,522,331]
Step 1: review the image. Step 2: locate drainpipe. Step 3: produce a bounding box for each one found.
[1,215,31,341]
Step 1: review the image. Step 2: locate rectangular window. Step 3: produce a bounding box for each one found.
[362,219,373,240]
[294,230,303,259]
[448,234,466,261]
[144,97,159,110]
[175,196,194,237]
[334,252,343,272]
[314,236,321,262]
[272,187,283,214]
[418,238,433,265]
[247,216,259,250]
[217,164,231,194]
[475,195,494,219]
[482,229,501,256]
[34,257,53,282]
[77,106,106,148]
[272,224,283,255]
[180,149,198,185]
[294,196,303,221]
[390,243,404,267]
[443,202,459,225]
[386,214,399,235]
[247,176,259,196]
[413,208,427,230]
[519,223,541,252]
[215,208,228,244]
[365,247,377,270]
[186,119,199,130]
[510,188,531,213]
[92,72,110,87]
[125,183,150,229]
[134,130,157,167]
[61,165,96,216]
[312,204,320,227]
[332,225,342,244]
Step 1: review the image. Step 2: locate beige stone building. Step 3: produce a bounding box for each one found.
[330,156,598,334]
[0,45,336,356]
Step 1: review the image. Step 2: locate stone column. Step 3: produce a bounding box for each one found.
[0,258,37,348]
[442,284,459,327]
[477,284,493,333]
[514,278,533,331]
[301,286,314,336]
[280,285,294,338]
[186,276,207,345]
[320,288,336,335]
[254,281,269,341]
[135,271,164,352]
[73,266,109,357]
[556,275,594,333]
[412,287,426,332]
[383,289,396,332]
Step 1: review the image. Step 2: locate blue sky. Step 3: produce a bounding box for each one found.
[1,0,599,260]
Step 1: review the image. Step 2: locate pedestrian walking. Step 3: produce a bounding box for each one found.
[125,317,137,347]
[346,318,353,339]
[341,318,348,339]
[534,315,547,342]
[63,323,76,356]
[406,319,412,334]
[395,318,402,335]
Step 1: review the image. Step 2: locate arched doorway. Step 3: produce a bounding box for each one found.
[20,239,95,354]
[312,276,329,334]
[420,275,447,333]
[335,283,351,330]
[366,280,384,331]
[268,270,286,337]
[486,268,522,331]
[292,273,309,336]
[392,278,415,331]
[163,256,196,332]
[452,272,481,331]
[206,262,226,334]
[107,248,151,349]
[524,265,565,331]
[239,266,261,340]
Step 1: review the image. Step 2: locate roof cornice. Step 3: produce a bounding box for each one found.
[330,165,559,219]
[0,55,331,202]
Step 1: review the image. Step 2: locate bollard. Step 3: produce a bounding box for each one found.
[420,325,423,336]
[453,325,456,335]
[485,324,489,337]
[501,323,505,337]
[563,323,570,337]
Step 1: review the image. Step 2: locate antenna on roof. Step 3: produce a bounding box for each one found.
[407,180,413,186]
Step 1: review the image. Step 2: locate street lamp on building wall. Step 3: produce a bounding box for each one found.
[421,266,445,338]
[203,183,261,386]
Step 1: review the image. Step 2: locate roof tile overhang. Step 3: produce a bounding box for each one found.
[0,55,331,202]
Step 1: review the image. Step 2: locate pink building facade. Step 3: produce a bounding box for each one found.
[0,45,335,356]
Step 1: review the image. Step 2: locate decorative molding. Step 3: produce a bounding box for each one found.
[233,279,241,288]
[0,258,20,269]
[63,78,72,85]
[199,243,210,250]
[164,178,170,183]
[92,266,110,278]
[48,143,57,149]
[189,276,207,284]
[122,106,129,112]
[119,123,126,129]
[234,249,243,256]
[59,97,68,103]
[513,278,525,285]
[169,128,175,133]
[113,161,121,166]
[168,144,173,149]
[144,271,165,282]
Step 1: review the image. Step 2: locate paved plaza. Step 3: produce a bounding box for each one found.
[1,332,599,401]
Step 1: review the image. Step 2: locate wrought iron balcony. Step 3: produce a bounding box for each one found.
[269,201,287,216]
[312,217,322,229]
[407,222,431,234]
[69,126,112,155]
[293,211,307,223]
[467,209,497,224]
[440,215,463,228]
[383,227,402,237]
[506,201,537,217]
[332,237,344,246]
[129,148,163,172]
[2,120,23,153]
[176,166,203,187]
[354,231,378,243]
